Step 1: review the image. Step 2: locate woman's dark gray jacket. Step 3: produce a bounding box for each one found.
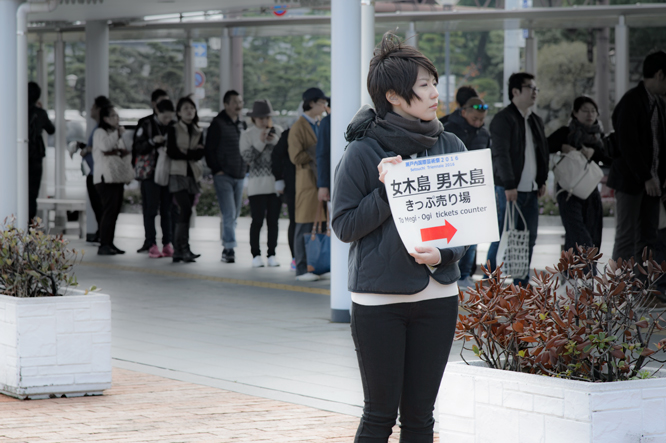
[332,112,468,295]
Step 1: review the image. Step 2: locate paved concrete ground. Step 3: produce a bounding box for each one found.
[1,367,437,442]
[5,213,620,441]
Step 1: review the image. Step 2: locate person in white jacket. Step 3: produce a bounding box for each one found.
[92,105,134,255]
[240,99,283,268]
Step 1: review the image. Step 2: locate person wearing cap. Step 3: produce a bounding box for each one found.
[288,87,330,282]
[439,85,479,126]
[240,99,284,268]
[444,97,491,288]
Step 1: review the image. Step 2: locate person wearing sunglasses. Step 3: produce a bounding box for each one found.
[487,72,549,287]
[443,97,491,288]
[439,84,478,126]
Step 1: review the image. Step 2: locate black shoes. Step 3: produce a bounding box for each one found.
[137,241,152,253]
[173,223,196,263]
[222,248,235,263]
[97,245,116,256]
[112,245,126,255]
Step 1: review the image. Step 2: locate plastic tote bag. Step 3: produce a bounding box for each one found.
[553,149,603,200]
[495,201,530,280]
[304,203,330,275]
[154,147,171,186]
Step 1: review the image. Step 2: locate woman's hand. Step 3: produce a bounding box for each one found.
[410,245,441,266]
[377,155,402,184]
[118,126,126,136]
[194,144,205,150]
[153,135,165,144]
[118,148,130,158]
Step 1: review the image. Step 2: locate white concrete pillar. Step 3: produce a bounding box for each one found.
[54,34,66,204]
[525,29,537,77]
[360,0,375,107]
[36,39,48,110]
[184,36,195,98]
[219,28,232,110]
[445,31,451,113]
[503,0,524,106]
[231,32,243,96]
[596,27,611,131]
[330,0,361,323]
[0,0,21,223]
[85,21,109,236]
[406,22,418,49]
[614,15,629,115]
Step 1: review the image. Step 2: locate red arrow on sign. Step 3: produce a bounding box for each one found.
[420,221,457,243]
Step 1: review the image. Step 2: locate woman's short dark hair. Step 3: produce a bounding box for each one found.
[303,101,314,112]
[508,72,535,101]
[643,50,666,79]
[28,82,41,105]
[156,99,175,113]
[367,32,438,118]
[571,95,599,120]
[176,96,199,126]
[97,105,116,132]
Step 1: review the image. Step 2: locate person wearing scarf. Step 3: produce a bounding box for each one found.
[547,96,606,254]
[331,32,467,443]
[167,97,205,263]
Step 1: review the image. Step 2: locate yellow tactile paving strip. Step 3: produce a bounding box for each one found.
[80,261,331,296]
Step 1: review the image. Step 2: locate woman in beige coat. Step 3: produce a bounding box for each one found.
[93,105,134,256]
[166,97,205,263]
[288,87,329,281]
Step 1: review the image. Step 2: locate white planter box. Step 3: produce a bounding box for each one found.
[0,289,112,399]
[439,360,666,443]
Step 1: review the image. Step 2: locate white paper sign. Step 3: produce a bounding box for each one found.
[384,149,500,253]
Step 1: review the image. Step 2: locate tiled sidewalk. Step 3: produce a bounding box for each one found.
[0,368,439,443]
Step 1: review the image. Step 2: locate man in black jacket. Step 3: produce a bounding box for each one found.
[439,85,478,126]
[134,89,170,253]
[608,51,666,262]
[444,97,491,287]
[488,72,549,286]
[204,90,247,263]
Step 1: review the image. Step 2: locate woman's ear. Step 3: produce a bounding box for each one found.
[385,90,400,106]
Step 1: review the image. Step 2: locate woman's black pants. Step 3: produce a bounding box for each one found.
[95,182,124,247]
[172,190,194,223]
[351,296,458,443]
[249,193,282,257]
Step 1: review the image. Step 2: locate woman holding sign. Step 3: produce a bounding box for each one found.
[332,32,467,443]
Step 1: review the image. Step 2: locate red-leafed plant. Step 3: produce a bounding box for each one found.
[456,247,666,382]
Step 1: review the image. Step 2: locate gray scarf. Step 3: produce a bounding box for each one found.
[345,105,443,157]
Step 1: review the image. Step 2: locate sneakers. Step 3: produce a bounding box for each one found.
[318,272,331,280]
[296,272,320,282]
[161,243,174,258]
[252,256,265,268]
[267,256,280,267]
[148,244,163,258]
[290,258,296,271]
[222,248,235,263]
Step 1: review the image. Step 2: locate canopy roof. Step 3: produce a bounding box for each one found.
[28,3,666,43]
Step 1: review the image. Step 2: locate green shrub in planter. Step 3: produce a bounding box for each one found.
[0,218,81,297]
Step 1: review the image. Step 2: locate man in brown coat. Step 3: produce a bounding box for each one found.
[288,87,329,281]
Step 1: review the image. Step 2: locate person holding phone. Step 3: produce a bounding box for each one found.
[332,32,467,442]
[240,99,284,268]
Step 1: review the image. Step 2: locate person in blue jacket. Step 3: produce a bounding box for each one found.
[332,32,467,443]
